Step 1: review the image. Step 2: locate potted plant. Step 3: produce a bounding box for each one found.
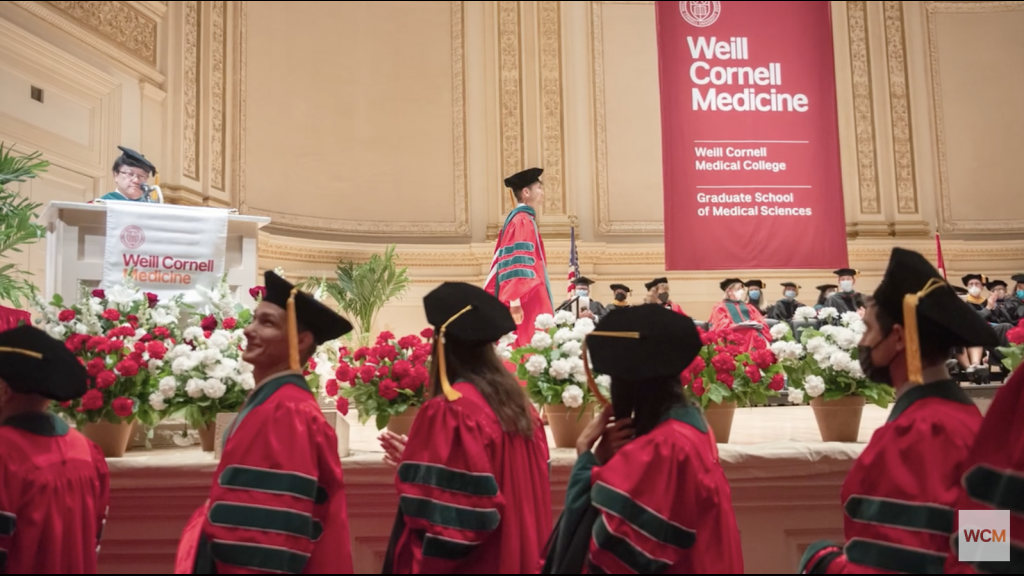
[772,307,895,442]
[508,311,608,448]
[325,329,433,433]
[34,279,183,456]
[681,328,785,443]
[0,144,47,308]
[996,319,1024,374]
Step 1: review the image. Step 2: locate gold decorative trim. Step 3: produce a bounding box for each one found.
[846,1,881,215]
[499,0,523,214]
[925,1,1024,232]
[183,0,200,180]
[592,1,662,235]
[237,1,469,236]
[538,1,565,215]
[883,1,917,214]
[234,0,247,209]
[210,1,227,191]
[42,0,157,65]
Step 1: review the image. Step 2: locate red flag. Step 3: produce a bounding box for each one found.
[936,233,947,280]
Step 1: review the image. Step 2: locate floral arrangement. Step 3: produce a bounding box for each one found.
[148,279,257,430]
[771,307,895,407]
[33,279,184,427]
[681,328,785,409]
[325,329,433,429]
[997,319,1024,373]
[509,311,608,410]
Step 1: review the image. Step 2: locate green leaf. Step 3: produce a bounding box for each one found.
[375,412,390,431]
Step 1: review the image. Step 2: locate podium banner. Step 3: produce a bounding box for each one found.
[656,1,848,270]
[102,203,229,305]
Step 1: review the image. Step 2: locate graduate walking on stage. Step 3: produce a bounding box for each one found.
[543,305,744,574]
[0,326,110,574]
[381,282,552,574]
[175,272,355,574]
[484,168,554,347]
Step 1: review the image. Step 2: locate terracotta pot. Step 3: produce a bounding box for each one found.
[214,412,239,460]
[197,421,216,452]
[703,400,737,443]
[81,421,135,458]
[810,395,866,442]
[386,406,421,437]
[545,403,595,449]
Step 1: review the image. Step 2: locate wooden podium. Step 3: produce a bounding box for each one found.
[40,201,271,304]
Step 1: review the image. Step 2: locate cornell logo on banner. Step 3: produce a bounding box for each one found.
[680,1,721,27]
[120,225,145,249]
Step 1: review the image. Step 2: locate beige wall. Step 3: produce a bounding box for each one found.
[2,1,1024,334]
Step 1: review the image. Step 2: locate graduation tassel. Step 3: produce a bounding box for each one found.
[0,346,43,359]
[287,287,301,372]
[902,278,947,384]
[438,305,474,402]
[582,331,640,408]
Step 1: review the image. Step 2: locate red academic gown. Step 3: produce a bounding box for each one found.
[709,300,772,350]
[176,372,353,574]
[383,381,552,574]
[799,380,982,574]
[543,404,744,574]
[484,205,554,348]
[944,368,1024,574]
[0,306,29,332]
[0,412,110,574]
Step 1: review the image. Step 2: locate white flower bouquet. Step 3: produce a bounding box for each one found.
[772,307,894,407]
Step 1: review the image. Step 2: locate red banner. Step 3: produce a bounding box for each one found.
[656,1,848,270]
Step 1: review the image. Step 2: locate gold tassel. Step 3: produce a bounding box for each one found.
[438,305,474,402]
[582,331,641,408]
[902,278,947,384]
[508,189,517,209]
[0,346,43,359]
[287,287,300,372]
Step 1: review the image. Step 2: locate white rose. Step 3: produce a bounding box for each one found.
[148,392,168,411]
[499,332,519,346]
[46,324,67,340]
[150,308,176,327]
[548,358,572,380]
[208,358,239,381]
[828,350,854,373]
[201,348,223,366]
[183,326,204,342]
[560,340,583,358]
[770,323,791,340]
[208,330,231,351]
[841,311,862,327]
[185,378,206,398]
[561,384,585,408]
[818,307,839,321]
[107,285,143,309]
[168,344,192,360]
[148,358,164,375]
[88,297,104,315]
[848,361,865,379]
[553,328,575,346]
[172,355,198,376]
[794,307,818,321]
[553,310,576,327]
[788,388,805,404]
[74,322,90,335]
[240,372,256,391]
[806,337,828,355]
[572,317,596,339]
[204,378,227,400]
[531,332,553,350]
[595,374,611,393]
[525,355,548,377]
[534,314,555,330]
[239,360,254,375]
[814,345,841,367]
[804,375,826,398]
[849,320,867,336]
[834,328,861,351]
[494,343,513,361]
[159,376,178,398]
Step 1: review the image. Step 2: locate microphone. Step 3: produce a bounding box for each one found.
[140,183,164,203]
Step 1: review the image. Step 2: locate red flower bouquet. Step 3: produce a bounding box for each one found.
[682,328,785,409]
[997,319,1024,373]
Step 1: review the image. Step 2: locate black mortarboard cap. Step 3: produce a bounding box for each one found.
[117,145,157,175]
[719,278,744,292]
[503,168,543,191]
[645,277,668,291]
[834,268,858,277]
[952,286,968,296]
[610,284,631,293]
[745,279,766,289]
[781,282,801,289]
[1011,274,1024,285]
[424,282,515,345]
[264,272,352,345]
[816,284,838,292]
[573,276,596,287]
[0,326,88,401]
[960,274,988,287]
[587,306,702,380]
[986,280,1007,291]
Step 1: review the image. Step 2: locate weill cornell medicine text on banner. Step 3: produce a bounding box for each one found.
[656,1,848,270]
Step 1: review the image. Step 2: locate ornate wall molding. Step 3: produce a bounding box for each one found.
[925,0,1024,233]
[237,1,469,237]
[182,0,200,180]
[592,1,662,235]
[499,0,523,214]
[538,0,565,214]
[42,0,157,65]
[234,0,247,209]
[210,0,226,191]
[883,1,917,214]
[846,1,881,215]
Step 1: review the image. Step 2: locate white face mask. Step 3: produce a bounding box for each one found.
[967,286,982,297]
[840,280,854,292]
[733,288,747,301]
[576,289,588,298]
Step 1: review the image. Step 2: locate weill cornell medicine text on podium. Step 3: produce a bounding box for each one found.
[687,36,809,113]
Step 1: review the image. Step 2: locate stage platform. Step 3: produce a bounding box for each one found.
[98,398,993,574]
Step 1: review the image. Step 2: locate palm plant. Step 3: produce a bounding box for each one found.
[0,144,48,307]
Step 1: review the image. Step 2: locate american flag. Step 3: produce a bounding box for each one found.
[567,226,579,294]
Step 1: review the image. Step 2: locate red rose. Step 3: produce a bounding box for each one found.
[102,309,120,322]
[398,335,420,350]
[134,341,147,354]
[103,339,126,354]
[59,400,73,408]
[752,336,768,351]
[1008,326,1024,345]
[700,330,717,345]
[377,346,398,362]
[147,340,167,360]
[200,315,218,331]
[769,373,786,392]
[338,346,350,358]
[711,354,736,373]
[410,347,429,365]
[222,318,237,330]
[91,289,105,299]
[693,377,706,397]
[744,364,761,383]
[376,331,395,345]
[128,352,145,365]
[86,357,106,377]
[203,331,212,339]
[249,286,267,300]
[80,389,104,411]
[65,334,88,353]
[86,336,108,351]
[420,327,434,340]
[127,314,139,328]
[145,292,159,308]
[95,370,117,389]
[358,365,377,384]
[140,333,153,343]
[336,395,350,417]
[154,326,171,339]
[752,349,776,371]
[391,360,412,380]
[58,309,76,322]
[353,347,370,362]
[116,359,140,377]
[376,365,391,378]
[325,379,339,397]
[686,356,706,376]
[718,372,735,389]
[112,397,134,418]
[335,363,354,383]
[412,365,429,387]
[378,379,399,401]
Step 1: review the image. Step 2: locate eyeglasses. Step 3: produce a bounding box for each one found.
[117,171,149,182]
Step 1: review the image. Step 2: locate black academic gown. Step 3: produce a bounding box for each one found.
[556,297,608,320]
[824,292,864,315]
[769,298,806,322]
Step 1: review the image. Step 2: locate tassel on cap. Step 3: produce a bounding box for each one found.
[0,346,43,359]
[902,278,947,384]
[438,304,474,402]
[582,331,641,407]
[287,287,300,372]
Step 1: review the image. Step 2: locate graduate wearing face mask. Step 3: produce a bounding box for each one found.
[556,276,607,321]
[744,279,769,315]
[1001,273,1024,324]
[769,282,806,322]
[606,284,632,310]
[956,274,993,383]
[814,284,838,311]
[823,268,866,318]
[708,279,772,351]
[644,277,685,315]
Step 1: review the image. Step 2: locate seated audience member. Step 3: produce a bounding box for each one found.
[709,279,771,351]
[814,284,838,311]
[958,274,991,382]
[1001,273,1024,324]
[769,282,806,322]
[643,278,685,315]
[606,284,632,311]
[824,268,865,317]
[745,280,769,315]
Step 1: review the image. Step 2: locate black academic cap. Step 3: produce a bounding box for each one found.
[573,276,596,287]
[610,284,631,293]
[1012,274,1024,285]
[645,277,668,291]
[0,326,88,401]
[781,282,801,289]
[873,248,998,352]
[424,282,515,345]
[503,168,543,191]
[986,280,1007,291]
[719,278,744,292]
[264,272,352,345]
[587,306,702,380]
[816,284,839,292]
[952,286,968,296]
[745,279,766,289]
[834,268,859,277]
[960,274,988,287]
[117,145,157,175]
